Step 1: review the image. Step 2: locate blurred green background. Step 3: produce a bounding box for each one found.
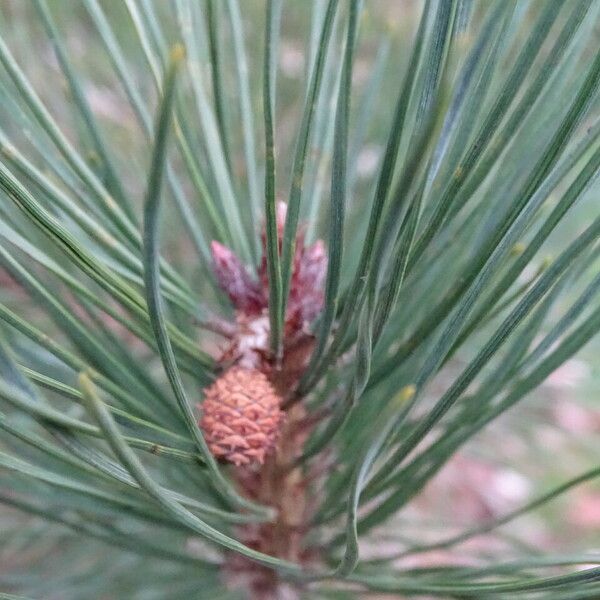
[0,0,598,593]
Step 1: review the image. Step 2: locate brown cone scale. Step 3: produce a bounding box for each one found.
[200,367,283,467]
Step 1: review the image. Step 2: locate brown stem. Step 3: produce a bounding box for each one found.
[223,404,323,598]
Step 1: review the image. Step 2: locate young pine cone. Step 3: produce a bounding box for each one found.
[199,367,283,467]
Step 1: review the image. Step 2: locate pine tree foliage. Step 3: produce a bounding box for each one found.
[0,1,599,598]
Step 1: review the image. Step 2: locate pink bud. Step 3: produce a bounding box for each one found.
[256,202,328,329]
[258,201,290,291]
[287,239,327,326]
[275,201,287,237]
[211,241,265,314]
[298,240,327,292]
